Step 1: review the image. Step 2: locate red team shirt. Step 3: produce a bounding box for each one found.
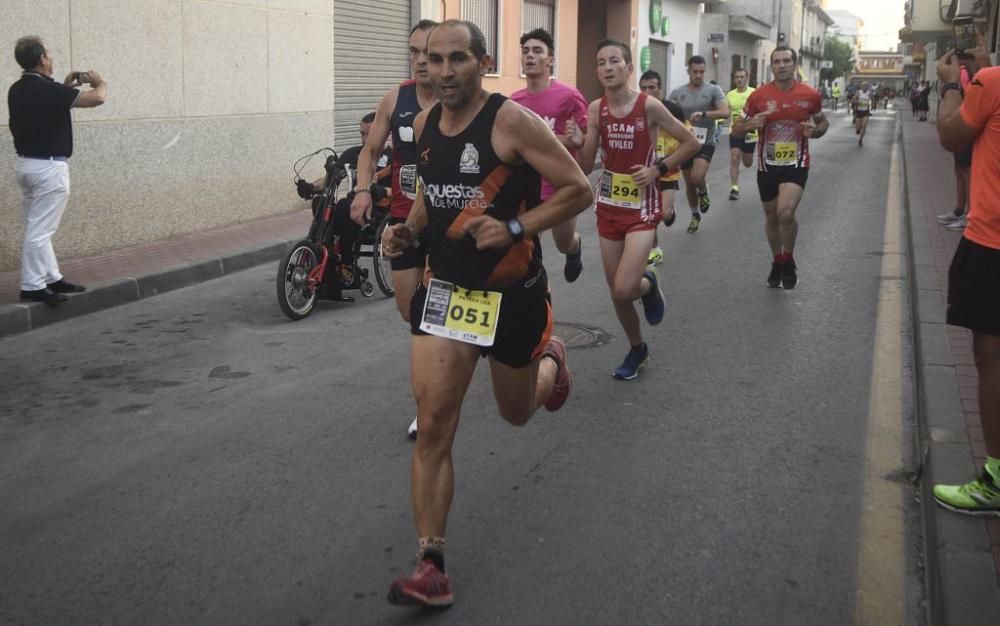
[595,92,662,232]
[742,82,822,170]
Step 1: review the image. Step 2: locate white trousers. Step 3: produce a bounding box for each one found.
[16,157,70,291]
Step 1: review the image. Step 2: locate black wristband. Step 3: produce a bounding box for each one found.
[940,82,963,98]
[505,218,525,243]
[657,160,670,176]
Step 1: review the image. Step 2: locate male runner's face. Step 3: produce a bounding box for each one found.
[688,63,705,87]
[596,46,631,90]
[521,38,552,79]
[639,78,661,99]
[359,121,372,144]
[733,71,747,90]
[771,51,796,82]
[409,28,432,86]
[428,25,486,109]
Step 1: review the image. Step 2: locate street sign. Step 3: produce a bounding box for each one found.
[708,33,725,43]
[820,60,834,69]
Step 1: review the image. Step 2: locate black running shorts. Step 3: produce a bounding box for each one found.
[947,237,1000,336]
[659,180,679,191]
[681,144,716,170]
[757,166,809,202]
[388,216,427,272]
[729,135,757,154]
[409,269,553,368]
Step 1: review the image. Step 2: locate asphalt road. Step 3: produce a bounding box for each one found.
[0,106,925,625]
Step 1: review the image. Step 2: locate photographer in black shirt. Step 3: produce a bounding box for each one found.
[8,36,106,305]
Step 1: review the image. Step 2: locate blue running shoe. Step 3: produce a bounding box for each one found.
[641,268,665,325]
[613,343,649,380]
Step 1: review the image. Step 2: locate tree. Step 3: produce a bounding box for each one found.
[821,37,855,83]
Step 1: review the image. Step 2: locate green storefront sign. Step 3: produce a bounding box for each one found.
[640,46,651,72]
[661,16,670,37]
[650,0,662,32]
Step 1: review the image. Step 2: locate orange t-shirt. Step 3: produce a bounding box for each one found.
[959,66,1000,250]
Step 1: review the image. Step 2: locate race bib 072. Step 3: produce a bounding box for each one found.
[765,142,798,166]
[420,279,502,347]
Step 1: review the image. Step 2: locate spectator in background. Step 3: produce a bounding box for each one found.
[931,41,1000,516]
[8,36,106,306]
[938,66,973,231]
[910,83,920,117]
[917,80,932,121]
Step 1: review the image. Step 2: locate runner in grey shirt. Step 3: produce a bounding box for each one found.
[667,55,729,233]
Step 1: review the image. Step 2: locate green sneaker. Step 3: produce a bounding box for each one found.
[933,470,1000,516]
[648,246,664,265]
[686,215,701,234]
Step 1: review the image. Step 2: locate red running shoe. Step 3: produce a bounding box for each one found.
[387,558,454,607]
[542,336,572,411]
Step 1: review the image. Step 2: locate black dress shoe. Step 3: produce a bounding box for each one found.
[47,279,86,293]
[20,289,68,306]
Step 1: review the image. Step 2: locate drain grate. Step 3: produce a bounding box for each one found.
[552,321,613,349]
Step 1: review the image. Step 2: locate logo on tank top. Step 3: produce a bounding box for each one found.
[398,126,415,143]
[606,122,636,151]
[459,143,480,174]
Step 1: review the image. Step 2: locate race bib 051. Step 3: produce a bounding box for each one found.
[420,279,502,347]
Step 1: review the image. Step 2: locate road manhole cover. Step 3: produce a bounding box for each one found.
[552,322,612,349]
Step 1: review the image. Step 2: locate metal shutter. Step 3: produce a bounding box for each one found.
[334,0,411,150]
[650,40,670,91]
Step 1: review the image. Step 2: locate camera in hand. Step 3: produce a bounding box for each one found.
[953,16,976,59]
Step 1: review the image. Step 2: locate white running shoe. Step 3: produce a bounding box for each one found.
[945,217,968,231]
[937,211,965,224]
[408,417,418,439]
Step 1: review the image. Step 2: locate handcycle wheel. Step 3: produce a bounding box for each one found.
[373,213,395,297]
[277,240,321,320]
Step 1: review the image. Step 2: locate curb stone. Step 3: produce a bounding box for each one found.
[0,239,296,340]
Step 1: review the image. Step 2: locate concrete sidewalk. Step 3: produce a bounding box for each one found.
[0,210,309,339]
[902,112,1000,624]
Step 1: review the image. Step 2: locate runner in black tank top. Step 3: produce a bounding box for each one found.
[416,93,543,291]
[389,80,422,219]
[380,20,594,610]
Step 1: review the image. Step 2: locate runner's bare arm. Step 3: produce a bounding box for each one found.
[351,86,399,224]
[463,102,593,250]
[631,98,702,187]
[803,111,829,138]
[566,99,601,174]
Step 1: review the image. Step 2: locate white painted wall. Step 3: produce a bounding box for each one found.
[638,0,703,93]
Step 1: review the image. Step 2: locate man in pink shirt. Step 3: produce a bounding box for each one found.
[511,28,587,282]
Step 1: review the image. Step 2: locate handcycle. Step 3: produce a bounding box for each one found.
[277,148,395,321]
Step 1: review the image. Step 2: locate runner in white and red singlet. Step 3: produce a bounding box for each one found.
[733,47,828,290]
[567,39,699,380]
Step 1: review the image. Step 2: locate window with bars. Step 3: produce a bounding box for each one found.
[462,0,500,73]
[523,0,555,36]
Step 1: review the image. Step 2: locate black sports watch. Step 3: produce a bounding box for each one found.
[505,218,525,243]
[940,82,963,98]
[657,159,670,176]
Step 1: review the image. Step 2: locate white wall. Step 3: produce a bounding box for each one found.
[638,0,703,93]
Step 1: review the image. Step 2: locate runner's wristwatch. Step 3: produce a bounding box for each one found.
[505,218,525,242]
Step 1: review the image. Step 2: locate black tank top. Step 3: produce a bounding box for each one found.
[417,93,543,291]
[390,80,421,218]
